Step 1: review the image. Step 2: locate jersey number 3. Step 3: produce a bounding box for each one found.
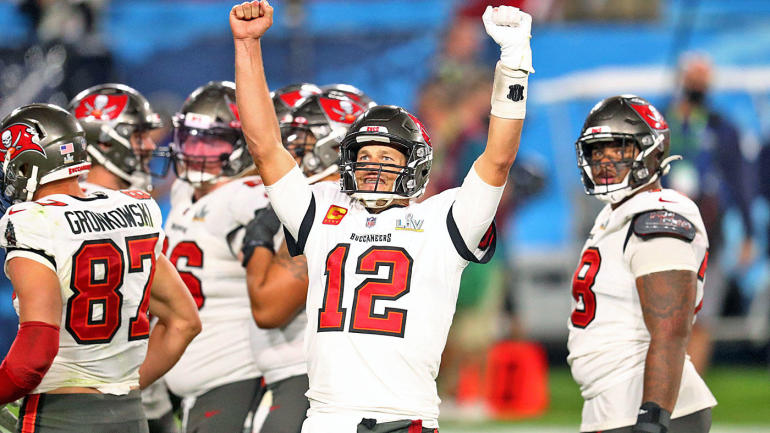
[570,247,601,328]
[66,234,159,344]
[318,244,413,338]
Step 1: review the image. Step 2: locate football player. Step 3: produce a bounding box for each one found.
[272,83,322,124]
[0,104,200,431]
[231,2,531,430]
[567,95,717,433]
[69,83,164,193]
[240,89,372,433]
[161,81,274,433]
[69,84,179,433]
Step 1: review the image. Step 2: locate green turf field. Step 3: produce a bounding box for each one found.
[440,365,770,431]
[1,366,767,432]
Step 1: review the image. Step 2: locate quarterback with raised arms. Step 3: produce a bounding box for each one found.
[231,1,531,431]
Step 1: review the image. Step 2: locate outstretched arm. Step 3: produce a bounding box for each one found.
[451,6,534,251]
[475,6,534,187]
[231,0,296,185]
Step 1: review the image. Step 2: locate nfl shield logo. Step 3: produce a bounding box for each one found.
[366,217,377,228]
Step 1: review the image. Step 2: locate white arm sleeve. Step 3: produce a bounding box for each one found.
[264,165,313,240]
[627,235,699,278]
[452,163,506,251]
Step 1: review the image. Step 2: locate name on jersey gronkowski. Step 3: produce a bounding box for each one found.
[349,233,392,243]
[64,203,154,234]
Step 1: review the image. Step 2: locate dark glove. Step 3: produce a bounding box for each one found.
[241,206,281,266]
[632,402,671,433]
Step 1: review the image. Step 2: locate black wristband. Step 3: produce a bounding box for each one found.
[240,206,281,267]
[632,401,671,433]
[241,240,274,267]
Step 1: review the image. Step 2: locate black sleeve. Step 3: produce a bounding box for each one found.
[285,194,316,257]
[446,204,496,264]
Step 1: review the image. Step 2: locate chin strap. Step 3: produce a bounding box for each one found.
[87,146,146,190]
[352,193,395,209]
[660,154,683,176]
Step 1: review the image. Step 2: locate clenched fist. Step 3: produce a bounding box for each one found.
[230,1,274,40]
[482,6,534,73]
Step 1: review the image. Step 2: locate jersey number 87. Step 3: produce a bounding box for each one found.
[66,234,159,344]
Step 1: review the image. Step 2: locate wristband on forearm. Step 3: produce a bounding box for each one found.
[491,61,528,119]
[632,401,671,433]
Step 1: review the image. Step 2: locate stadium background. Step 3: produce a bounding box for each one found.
[0,0,768,431]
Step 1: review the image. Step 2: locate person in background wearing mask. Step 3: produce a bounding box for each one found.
[664,52,757,374]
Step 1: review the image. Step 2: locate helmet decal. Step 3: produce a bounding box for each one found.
[584,125,612,136]
[279,91,307,108]
[0,123,45,161]
[227,101,241,126]
[319,97,365,124]
[630,103,668,130]
[407,113,432,148]
[73,94,129,121]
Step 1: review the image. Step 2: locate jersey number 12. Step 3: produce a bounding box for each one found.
[318,244,413,338]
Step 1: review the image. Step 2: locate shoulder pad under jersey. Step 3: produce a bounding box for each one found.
[632,210,696,242]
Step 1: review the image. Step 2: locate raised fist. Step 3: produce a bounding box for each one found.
[482,6,534,73]
[230,1,274,41]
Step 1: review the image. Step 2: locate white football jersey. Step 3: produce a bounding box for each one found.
[280,181,495,426]
[163,177,274,397]
[567,188,716,428]
[1,189,164,394]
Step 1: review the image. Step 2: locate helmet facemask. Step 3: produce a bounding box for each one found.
[576,95,678,205]
[280,124,316,162]
[340,137,432,209]
[170,81,252,188]
[576,132,665,204]
[339,106,433,209]
[172,121,243,187]
[88,124,160,191]
[69,83,164,191]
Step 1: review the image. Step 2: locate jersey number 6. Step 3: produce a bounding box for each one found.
[318,244,413,338]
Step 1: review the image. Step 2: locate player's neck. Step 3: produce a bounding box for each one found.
[86,166,128,191]
[366,198,410,214]
[610,180,662,210]
[34,178,86,199]
[193,178,230,201]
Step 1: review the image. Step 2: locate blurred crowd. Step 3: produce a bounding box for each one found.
[1,0,768,420]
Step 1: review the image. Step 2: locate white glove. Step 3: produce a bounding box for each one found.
[482,6,534,73]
